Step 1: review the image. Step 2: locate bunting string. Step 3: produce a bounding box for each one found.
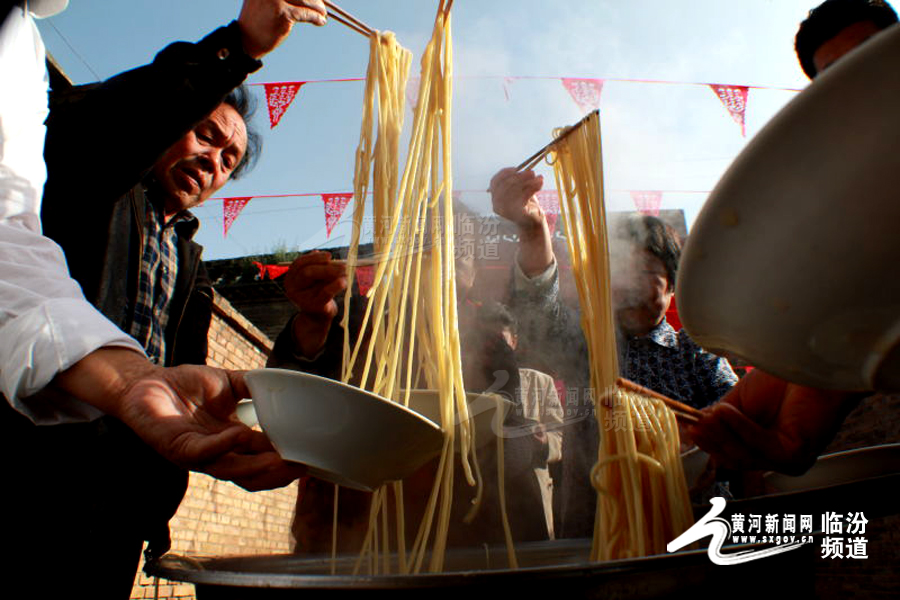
[214,189,707,237]
[250,75,799,131]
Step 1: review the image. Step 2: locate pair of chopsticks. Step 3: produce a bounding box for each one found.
[324,0,376,38]
[515,109,600,172]
[325,0,455,40]
[614,378,704,425]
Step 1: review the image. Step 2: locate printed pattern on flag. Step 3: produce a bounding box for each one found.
[223,197,252,237]
[630,191,663,216]
[322,193,354,237]
[561,78,605,114]
[709,84,749,136]
[535,190,560,234]
[264,82,305,128]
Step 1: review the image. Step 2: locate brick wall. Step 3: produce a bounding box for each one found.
[131,292,298,599]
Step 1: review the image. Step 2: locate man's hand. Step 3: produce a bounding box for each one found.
[489,167,546,230]
[489,167,554,277]
[689,369,862,475]
[238,0,327,59]
[283,251,348,359]
[53,348,305,491]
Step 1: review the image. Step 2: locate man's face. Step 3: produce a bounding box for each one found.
[152,103,248,218]
[610,248,673,337]
[812,20,884,76]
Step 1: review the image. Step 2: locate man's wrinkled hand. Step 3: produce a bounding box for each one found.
[489,167,546,231]
[283,251,348,359]
[118,363,305,490]
[238,0,327,59]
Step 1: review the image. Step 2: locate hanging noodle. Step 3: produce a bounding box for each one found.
[548,111,694,561]
[336,1,514,574]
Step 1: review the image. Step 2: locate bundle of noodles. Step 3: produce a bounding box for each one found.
[548,111,694,561]
[337,0,512,575]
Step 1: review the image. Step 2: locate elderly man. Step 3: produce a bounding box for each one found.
[488,167,738,538]
[1,1,326,596]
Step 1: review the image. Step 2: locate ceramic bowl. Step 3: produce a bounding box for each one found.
[676,24,900,391]
[244,368,444,491]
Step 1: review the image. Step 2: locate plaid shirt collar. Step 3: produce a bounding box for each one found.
[128,189,198,364]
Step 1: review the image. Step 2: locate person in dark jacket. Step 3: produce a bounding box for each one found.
[2,1,326,596]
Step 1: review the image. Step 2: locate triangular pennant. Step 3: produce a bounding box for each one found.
[665,295,682,331]
[264,82,306,128]
[222,197,252,237]
[252,261,266,280]
[561,78,605,114]
[266,264,290,279]
[535,190,560,234]
[502,76,516,102]
[630,191,663,216]
[406,76,420,114]
[709,84,749,136]
[322,193,354,237]
[251,262,290,280]
[554,379,567,407]
[356,265,375,297]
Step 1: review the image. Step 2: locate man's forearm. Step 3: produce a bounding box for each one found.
[49,347,158,420]
[516,220,554,277]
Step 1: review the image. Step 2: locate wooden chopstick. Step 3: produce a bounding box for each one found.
[615,377,703,425]
[515,109,600,172]
[327,11,371,37]
[324,1,375,37]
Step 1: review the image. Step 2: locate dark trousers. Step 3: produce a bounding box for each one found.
[1,400,187,598]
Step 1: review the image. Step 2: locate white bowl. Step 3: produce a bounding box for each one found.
[403,390,512,451]
[676,24,900,391]
[764,443,900,493]
[244,368,444,491]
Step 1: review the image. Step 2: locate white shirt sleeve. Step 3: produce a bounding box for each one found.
[0,7,145,424]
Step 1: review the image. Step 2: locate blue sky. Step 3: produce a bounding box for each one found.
[38,0,816,260]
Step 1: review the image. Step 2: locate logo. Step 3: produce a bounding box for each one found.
[668,497,870,565]
[667,497,806,565]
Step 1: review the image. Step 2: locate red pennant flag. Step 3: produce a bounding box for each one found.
[265,265,290,279]
[502,77,515,102]
[222,197,252,237]
[252,261,290,280]
[322,193,353,237]
[406,77,420,113]
[264,82,306,128]
[630,191,663,216]
[535,190,560,234]
[561,78,605,114]
[356,265,375,296]
[709,84,749,136]
[665,295,682,331]
[554,379,567,407]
